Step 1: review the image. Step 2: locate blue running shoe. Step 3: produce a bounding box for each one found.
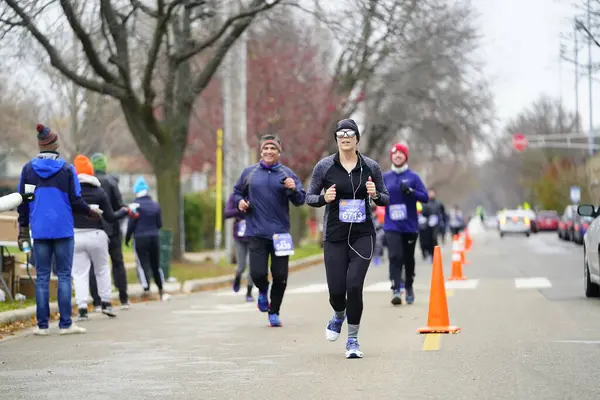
[268,313,282,327]
[345,338,363,359]
[325,315,345,341]
[257,292,269,312]
[406,287,415,304]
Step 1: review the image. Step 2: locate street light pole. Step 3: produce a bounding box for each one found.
[587,0,594,156]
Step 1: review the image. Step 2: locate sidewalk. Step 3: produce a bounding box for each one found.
[0,253,323,326]
[124,250,226,269]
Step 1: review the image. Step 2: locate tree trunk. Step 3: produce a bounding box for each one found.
[155,163,184,261]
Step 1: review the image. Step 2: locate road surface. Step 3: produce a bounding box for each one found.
[1,230,599,400]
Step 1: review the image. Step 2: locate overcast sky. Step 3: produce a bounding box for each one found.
[473,0,597,134]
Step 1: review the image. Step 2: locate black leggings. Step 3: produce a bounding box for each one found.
[323,235,373,325]
[385,231,418,291]
[249,237,289,315]
[135,235,163,291]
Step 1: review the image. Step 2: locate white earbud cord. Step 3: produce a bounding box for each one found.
[347,162,374,260]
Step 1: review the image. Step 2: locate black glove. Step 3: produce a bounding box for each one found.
[280,177,295,196]
[400,182,414,195]
[21,192,35,203]
[17,226,31,251]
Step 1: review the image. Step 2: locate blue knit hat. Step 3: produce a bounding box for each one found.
[133,176,149,194]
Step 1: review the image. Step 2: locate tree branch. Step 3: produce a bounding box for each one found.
[3,0,126,98]
[59,0,121,84]
[99,0,132,85]
[174,0,283,64]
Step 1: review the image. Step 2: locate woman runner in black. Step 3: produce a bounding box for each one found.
[306,119,389,359]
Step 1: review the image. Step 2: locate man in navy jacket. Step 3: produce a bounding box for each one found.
[382,143,429,306]
[232,134,306,327]
[17,124,101,336]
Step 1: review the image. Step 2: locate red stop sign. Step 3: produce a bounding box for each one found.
[512,133,528,152]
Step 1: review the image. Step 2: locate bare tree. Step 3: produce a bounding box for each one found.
[361,1,494,166]
[0,0,283,259]
[464,95,582,212]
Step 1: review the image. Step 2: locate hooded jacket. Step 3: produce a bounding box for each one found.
[382,167,429,234]
[232,162,306,240]
[73,174,128,230]
[17,152,91,239]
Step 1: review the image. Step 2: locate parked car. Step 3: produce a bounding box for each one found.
[523,209,538,233]
[576,204,600,297]
[558,205,577,241]
[536,210,559,231]
[498,209,531,238]
[572,214,593,245]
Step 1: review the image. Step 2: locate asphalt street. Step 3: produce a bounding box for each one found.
[1,228,599,400]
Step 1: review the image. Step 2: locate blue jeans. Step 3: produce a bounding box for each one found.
[33,237,74,329]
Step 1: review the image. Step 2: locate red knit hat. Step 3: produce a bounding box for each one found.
[390,143,408,160]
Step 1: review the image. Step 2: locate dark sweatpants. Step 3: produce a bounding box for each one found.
[385,231,418,291]
[135,235,163,291]
[249,237,289,315]
[323,235,373,325]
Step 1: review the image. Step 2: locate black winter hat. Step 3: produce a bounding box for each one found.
[335,119,360,142]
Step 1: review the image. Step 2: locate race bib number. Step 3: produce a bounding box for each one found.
[389,204,407,221]
[339,199,366,223]
[273,233,294,256]
[237,220,246,237]
[428,215,439,227]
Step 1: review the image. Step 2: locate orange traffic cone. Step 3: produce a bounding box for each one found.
[464,228,473,252]
[448,234,466,281]
[459,232,470,265]
[418,246,460,334]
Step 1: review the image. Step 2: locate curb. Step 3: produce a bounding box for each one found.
[0,254,324,326]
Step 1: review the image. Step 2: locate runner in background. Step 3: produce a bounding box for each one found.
[232,134,306,327]
[224,192,254,302]
[448,204,466,236]
[382,143,428,306]
[419,188,445,262]
[372,205,385,266]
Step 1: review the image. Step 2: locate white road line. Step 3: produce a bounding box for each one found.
[285,283,330,294]
[514,277,552,289]
[363,281,392,292]
[445,279,479,289]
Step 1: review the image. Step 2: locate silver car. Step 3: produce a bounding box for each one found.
[498,210,531,237]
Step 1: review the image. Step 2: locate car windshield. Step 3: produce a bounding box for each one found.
[538,211,558,218]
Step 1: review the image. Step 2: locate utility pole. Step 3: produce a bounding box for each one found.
[222,0,249,262]
[587,0,594,156]
[575,18,580,122]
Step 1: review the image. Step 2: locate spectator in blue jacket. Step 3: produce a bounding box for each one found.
[125,177,171,302]
[382,143,429,305]
[17,124,101,336]
[232,134,306,327]
[224,192,254,302]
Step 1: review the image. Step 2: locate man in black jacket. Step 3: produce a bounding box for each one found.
[420,188,446,262]
[88,153,131,310]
